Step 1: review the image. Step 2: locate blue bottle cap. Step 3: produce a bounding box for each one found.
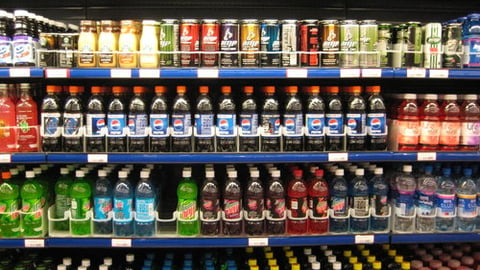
[463,168,473,176]
[442,167,452,176]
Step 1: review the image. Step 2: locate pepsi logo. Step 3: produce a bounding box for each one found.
[328,118,339,129]
[110,119,122,131]
[173,119,184,131]
[347,119,357,129]
[128,119,135,128]
[219,119,229,131]
[241,119,251,130]
[274,119,281,129]
[152,119,165,130]
[96,119,106,129]
[370,118,382,129]
[310,119,323,131]
[285,119,295,131]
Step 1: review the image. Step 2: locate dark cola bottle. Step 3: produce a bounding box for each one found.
[346,86,367,151]
[107,86,127,152]
[325,86,344,151]
[239,86,259,152]
[366,85,387,150]
[63,86,84,152]
[128,86,148,152]
[194,86,214,152]
[260,86,281,152]
[200,169,220,235]
[305,86,325,151]
[171,85,192,152]
[41,85,62,152]
[283,86,303,151]
[149,86,170,152]
[216,86,237,152]
[266,169,286,234]
[245,169,265,235]
[86,86,106,152]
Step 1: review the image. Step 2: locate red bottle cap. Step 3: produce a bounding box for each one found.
[199,86,209,94]
[177,85,187,93]
[293,169,303,177]
[263,86,275,93]
[315,169,324,177]
[155,86,167,94]
[91,86,102,94]
[221,86,231,94]
[133,86,146,94]
[324,86,339,93]
[243,86,254,93]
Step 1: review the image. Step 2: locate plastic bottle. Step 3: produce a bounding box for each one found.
[346,86,367,151]
[439,94,461,151]
[308,169,329,234]
[418,94,441,151]
[245,169,264,235]
[62,86,83,152]
[171,86,192,152]
[283,86,303,151]
[86,86,106,152]
[239,86,259,152]
[16,83,39,152]
[395,165,416,231]
[41,85,63,152]
[194,86,214,152]
[54,167,72,231]
[350,168,369,231]
[128,86,148,152]
[305,86,325,151]
[286,169,308,234]
[435,168,456,232]
[177,168,199,236]
[0,12,12,67]
[266,169,286,234]
[149,86,170,152]
[260,86,281,152]
[397,94,419,151]
[93,169,113,235]
[69,170,92,236]
[12,10,35,66]
[415,165,438,231]
[0,171,20,237]
[21,170,44,236]
[217,86,237,152]
[325,86,344,151]
[200,170,220,235]
[366,86,387,150]
[113,170,134,236]
[0,84,17,152]
[460,94,480,150]
[223,170,242,235]
[463,14,480,68]
[135,170,156,236]
[107,86,127,152]
[456,168,477,231]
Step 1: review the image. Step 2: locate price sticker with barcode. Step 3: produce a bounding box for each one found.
[25,239,45,248]
[0,154,11,163]
[112,238,132,247]
[407,68,426,78]
[328,153,348,162]
[87,154,108,163]
[417,152,437,161]
[248,238,269,247]
[111,69,132,78]
[340,69,361,78]
[198,69,219,78]
[355,235,374,244]
[286,69,308,78]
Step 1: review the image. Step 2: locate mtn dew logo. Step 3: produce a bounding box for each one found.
[19,119,30,133]
[426,36,441,45]
[180,200,196,219]
[224,199,240,218]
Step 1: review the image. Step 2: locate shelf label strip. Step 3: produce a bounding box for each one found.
[111,69,132,78]
[361,69,382,78]
[286,69,308,78]
[112,238,132,247]
[9,68,31,77]
[24,239,45,248]
[429,69,449,78]
[355,235,374,244]
[0,154,11,163]
[407,68,426,78]
[340,69,361,78]
[248,238,269,247]
[46,68,69,78]
[417,152,437,161]
[87,154,108,163]
[328,153,348,162]
[198,69,219,78]
[139,69,160,78]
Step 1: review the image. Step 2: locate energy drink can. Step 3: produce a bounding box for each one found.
[159,19,179,67]
[377,23,393,67]
[281,19,298,67]
[260,19,281,67]
[241,19,260,67]
[405,22,423,67]
[443,23,462,68]
[321,19,340,67]
[359,20,378,67]
[180,19,200,67]
[392,24,407,68]
[340,20,359,68]
[423,23,443,68]
[201,19,220,67]
[300,20,320,67]
[220,19,239,67]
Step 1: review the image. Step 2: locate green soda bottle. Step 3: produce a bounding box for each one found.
[21,171,45,237]
[0,171,20,237]
[32,167,48,207]
[54,167,72,231]
[177,168,199,236]
[70,170,92,235]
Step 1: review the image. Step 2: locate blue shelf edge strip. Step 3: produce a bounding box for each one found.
[390,233,480,244]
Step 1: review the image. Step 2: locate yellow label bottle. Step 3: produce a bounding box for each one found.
[77,20,97,67]
[140,20,159,68]
[98,20,117,68]
[118,20,139,68]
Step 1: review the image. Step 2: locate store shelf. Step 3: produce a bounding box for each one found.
[390,233,480,244]
[0,68,44,78]
[0,153,46,164]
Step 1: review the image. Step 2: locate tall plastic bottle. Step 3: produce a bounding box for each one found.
[260,86,281,152]
[266,169,286,234]
[217,86,237,152]
[287,169,308,234]
[149,86,170,152]
[436,168,456,231]
[366,86,387,151]
[107,86,127,152]
[171,86,192,152]
[418,94,441,151]
[135,170,156,236]
[200,170,220,235]
[93,169,113,235]
[86,86,106,152]
[41,85,62,152]
[239,86,259,152]
[415,165,438,231]
[62,86,83,152]
[460,94,480,150]
[369,167,389,230]
[346,86,367,151]
[194,86,214,152]
[0,84,17,152]
[245,169,264,235]
[304,86,325,151]
[21,170,44,236]
[330,169,348,233]
[16,83,39,152]
[113,170,134,236]
[177,168,199,236]
[325,86,344,151]
[223,170,242,235]
[456,168,477,231]
[70,170,92,236]
[308,169,329,234]
[54,167,72,231]
[0,171,20,237]
[128,86,148,152]
[394,165,416,231]
[397,94,419,151]
[283,86,303,151]
[350,169,369,230]
[439,94,461,151]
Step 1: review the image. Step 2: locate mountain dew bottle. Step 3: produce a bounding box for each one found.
[0,171,20,237]
[70,170,92,235]
[54,167,72,231]
[21,171,45,237]
[177,168,199,236]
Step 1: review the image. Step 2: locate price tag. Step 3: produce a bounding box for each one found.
[198,69,219,78]
[417,152,437,161]
[112,238,132,247]
[340,69,360,78]
[328,153,348,162]
[0,154,11,163]
[110,69,132,78]
[87,154,108,163]
[9,68,30,77]
[45,68,68,78]
[406,68,426,78]
[361,69,382,78]
[248,238,269,247]
[24,239,45,248]
[429,69,449,78]
[286,69,308,78]
[139,69,160,78]
[355,235,374,244]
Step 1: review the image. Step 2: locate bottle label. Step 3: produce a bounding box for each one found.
[419,120,441,145]
[94,197,112,220]
[128,113,148,136]
[246,198,264,218]
[0,37,12,65]
[224,199,241,219]
[179,199,196,220]
[309,196,328,217]
[464,39,480,66]
[288,197,307,218]
[325,113,344,135]
[305,113,325,136]
[172,113,192,137]
[461,121,480,146]
[267,198,285,218]
[78,39,95,64]
[283,113,303,137]
[436,193,455,217]
[416,190,435,215]
[216,113,236,137]
[331,196,347,216]
[0,199,19,222]
[239,113,258,136]
[397,120,420,145]
[107,114,127,136]
[71,197,91,219]
[194,113,214,136]
[13,35,34,64]
[367,113,387,135]
[261,113,281,136]
[150,114,169,137]
[373,195,389,216]
[55,194,70,217]
[457,194,477,218]
[201,199,219,219]
[86,113,106,136]
[440,121,461,146]
[135,198,155,222]
[352,196,369,216]
[63,113,83,137]
[395,191,415,216]
[41,112,61,137]
[346,113,366,135]
[113,198,133,222]
[22,198,42,223]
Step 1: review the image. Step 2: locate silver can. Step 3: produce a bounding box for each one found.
[359,20,378,68]
[443,23,462,68]
[423,23,443,68]
[281,19,298,67]
[340,20,359,68]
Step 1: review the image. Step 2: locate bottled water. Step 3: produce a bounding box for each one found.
[93,170,113,234]
[369,167,389,231]
[394,165,416,232]
[135,170,156,236]
[435,168,456,231]
[113,170,134,236]
[415,165,437,232]
[350,168,369,232]
[456,168,477,231]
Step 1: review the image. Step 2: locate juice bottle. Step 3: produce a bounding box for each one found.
[98,20,118,68]
[77,20,97,67]
[139,20,159,68]
[460,94,480,150]
[16,83,39,152]
[418,94,440,151]
[0,83,17,152]
[308,169,329,234]
[397,94,419,151]
[287,169,308,234]
[439,95,461,151]
[118,20,139,68]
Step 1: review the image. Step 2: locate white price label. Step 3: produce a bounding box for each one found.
[286,69,308,78]
[248,238,269,247]
[198,69,219,78]
[429,69,449,78]
[355,235,374,244]
[340,69,360,78]
[112,238,132,247]
[110,69,132,78]
[46,68,68,78]
[87,154,108,163]
[9,68,30,77]
[328,153,348,162]
[362,69,382,78]
[24,239,45,248]
[407,68,426,78]
[417,152,437,161]
[139,69,160,78]
[0,154,11,163]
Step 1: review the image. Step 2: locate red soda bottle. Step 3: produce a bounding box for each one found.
[460,94,480,151]
[439,94,461,151]
[308,169,329,234]
[418,94,441,151]
[397,94,419,151]
[16,83,39,152]
[287,169,308,234]
[0,84,17,152]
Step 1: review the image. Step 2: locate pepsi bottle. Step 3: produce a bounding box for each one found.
[305,86,325,151]
[260,86,281,152]
[238,86,259,153]
[366,86,387,150]
[194,86,214,152]
[128,86,148,152]
[149,86,170,152]
[107,86,127,152]
[346,86,367,151]
[63,86,84,152]
[325,86,344,151]
[283,86,303,151]
[86,86,106,152]
[41,85,62,152]
[216,86,237,152]
[171,85,192,152]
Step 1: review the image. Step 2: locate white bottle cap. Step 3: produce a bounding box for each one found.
[324,249,332,256]
[355,168,365,176]
[126,254,135,262]
[76,170,85,178]
[404,93,417,100]
[464,94,477,100]
[14,10,29,17]
[403,165,413,173]
[335,169,344,176]
[250,170,260,178]
[271,170,280,178]
[60,168,69,175]
[206,170,215,178]
[57,265,67,270]
[77,266,87,270]
[140,171,150,179]
[443,94,457,100]
[118,171,127,178]
[182,169,191,178]
[0,10,7,17]
[333,262,342,270]
[99,265,109,270]
[104,257,113,266]
[424,94,438,100]
[10,168,18,176]
[308,255,317,263]
[328,255,337,263]
[97,170,106,177]
[228,170,237,178]
[312,262,321,270]
[33,167,42,174]
[374,168,383,175]
[63,257,72,266]
[81,259,91,267]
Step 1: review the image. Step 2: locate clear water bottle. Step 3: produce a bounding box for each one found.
[394,165,416,232]
[93,169,113,234]
[350,168,369,232]
[135,170,156,236]
[456,168,477,231]
[415,165,437,232]
[435,167,456,231]
[113,170,134,236]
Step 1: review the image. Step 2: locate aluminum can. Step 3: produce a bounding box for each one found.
[377,23,393,67]
[159,19,179,67]
[220,19,239,67]
[405,21,423,67]
[443,22,462,68]
[423,22,443,68]
[180,19,200,67]
[260,19,281,67]
[359,20,378,67]
[241,19,260,67]
[321,20,339,67]
[201,19,220,67]
[392,24,406,68]
[39,33,56,67]
[340,20,359,67]
[281,19,298,67]
[300,20,320,67]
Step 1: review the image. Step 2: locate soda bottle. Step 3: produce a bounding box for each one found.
[366,86,387,151]
[397,94,419,151]
[16,83,39,152]
[200,170,220,235]
[460,94,480,150]
[350,168,369,231]
[107,86,128,152]
[70,170,92,235]
[177,168,199,236]
[456,168,477,231]
[394,165,416,231]
[194,86,214,152]
[266,169,286,234]
[21,170,44,236]
[41,85,63,152]
[128,86,148,152]
[86,86,106,152]
[0,171,20,237]
[223,169,242,235]
[415,165,437,232]
[0,84,17,152]
[418,94,441,151]
[325,86,344,151]
[63,86,84,152]
[245,169,264,235]
[54,167,72,231]
[171,86,192,152]
[113,170,134,236]
[260,86,281,152]
[93,169,113,235]
[346,86,367,151]
[216,86,237,152]
[283,86,304,151]
[287,169,308,234]
[239,86,259,152]
[135,170,156,236]
[369,167,389,231]
[439,94,461,151]
[149,86,170,152]
[330,169,348,225]
[304,86,325,152]
[308,169,329,234]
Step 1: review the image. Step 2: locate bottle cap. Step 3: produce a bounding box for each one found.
[243,86,254,93]
[228,170,237,178]
[344,250,352,257]
[250,266,259,270]
[177,85,187,93]
[76,170,84,178]
[81,259,91,267]
[285,250,294,257]
[443,94,457,100]
[308,255,317,263]
[325,86,339,93]
[248,259,257,266]
[333,262,342,270]
[293,169,303,177]
[112,86,123,94]
[263,86,275,93]
[133,86,146,94]
[182,169,192,178]
[424,94,438,100]
[155,86,167,93]
[361,250,370,257]
[205,170,214,178]
[328,255,336,263]
[401,262,410,270]
[199,86,209,93]
[310,86,320,93]
[69,86,82,93]
[1,171,11,180]
[268,259,277,266]
[140,170,149,179]
[118,170,127,178]
[335,169,344,176]
[46,85,58,93]
[349,257,358,264]
[98,170,107,177]
[353,263,362,270]
[374,167,383,175]
[286,86,298,93]
[14,10,29,17]
[367,256,376,263]
[366,85,381,93]
[464,94,477,100]
[126,254,134,262]
[311,262,320,270]
[271,170,280,178]
[373,261,381,269]
[221,86,232,93]
[394,255,403,263]
[355,168,364,176]
[91,86,102,94]
[351,86,362,93]
[57,265,67,270]
[270,266,279,270]
[404,93,417,100]
[99,265,108,270]
[388,249,397,256]
[250,170,259,178]
[402,165,412,173]
[288,257,297,264]
[315,169,324,177]
[291,264,300,270]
